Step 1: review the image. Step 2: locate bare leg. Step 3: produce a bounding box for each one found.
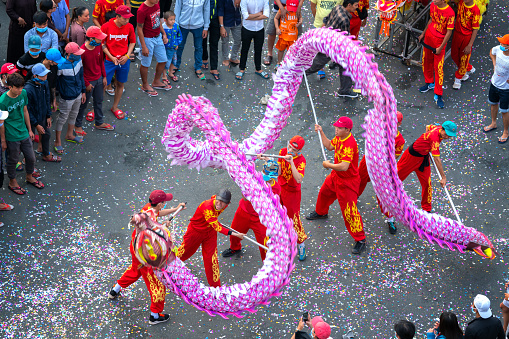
[501,112,509,141]
[267,34,276,57]
[54,130,62,147]
[484,104,499,131]
[65,124,76,140]
[501,302,509,332]
[277,49,284,65]
[112,81,124,112]
[140,65,153,91]
[152,62,166,87]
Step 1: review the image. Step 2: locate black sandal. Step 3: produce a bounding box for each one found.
[195,70,206,80]
[211,72,220,80]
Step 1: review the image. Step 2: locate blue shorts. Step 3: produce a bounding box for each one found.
[105,59,131,85]
[488,83,509,112]
[141,34,168,68]
[165,48,177,69]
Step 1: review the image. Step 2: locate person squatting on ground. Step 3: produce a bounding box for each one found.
[418,0,455,109]
[176,189,245,287]
[108,190,186,325]
[161,11,183,83]
[358,111,404,234]
[394,319,416,339]
[306,117,367,255]
[396,121,457,212]
[221,160,281,261]
[291,314,332,339]
[464,294,506,339]
[425,311,463,339]
[274,0,302,67]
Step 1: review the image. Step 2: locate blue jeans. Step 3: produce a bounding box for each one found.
[176,27,203,71]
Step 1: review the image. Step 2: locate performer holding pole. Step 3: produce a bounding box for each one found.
[358,111,405,234]
[108,190,186,325]
[349,0,369,40]
[396,121,457,212]
[176,189,245,287]
[451,0,480,90]
[306,117,367,255]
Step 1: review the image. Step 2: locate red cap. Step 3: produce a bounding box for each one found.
[497,34,509,45]
[314,321,331,339]
[397,111,403,123]
[86,26,107,40]
[65,42,85,55]
[311,316,324,328]
[289,135,305,150]
[1,63,19,75]
[286,0,299,11]
[333,116,353,129]
[149,190,173,204]
[116,5,135,18]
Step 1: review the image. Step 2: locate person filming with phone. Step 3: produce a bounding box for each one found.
[291,312,332,339]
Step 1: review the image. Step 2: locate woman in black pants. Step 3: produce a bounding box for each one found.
[236,0,270,80]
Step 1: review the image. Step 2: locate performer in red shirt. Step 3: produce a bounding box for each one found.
[358,111,405,234]
[451,0,480,90]
[176,189,245,287]
[92,0,125,27]
[350,0,369,40]
[306,117,367,255]
[418,0,455,109]
[108,190,186,325]
[222,162,281,261]
[396,121,457,212]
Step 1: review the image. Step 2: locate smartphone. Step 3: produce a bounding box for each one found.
[302,312,309,322]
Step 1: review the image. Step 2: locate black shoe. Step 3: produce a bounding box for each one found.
[351,240,366,255]
[108,289,119,300]
[222,248,241,257]
[387,221,397,234]
[149,313,170,325]
[306,211,328,220]
[335,90,359,98]
[329,62,338,69]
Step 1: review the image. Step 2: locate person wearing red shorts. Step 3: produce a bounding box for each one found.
[396,121,457,212]
[349,0,368,40]
[175,189,245,287]
[306,116,367,255]
[418,0,455,109]
[108,190,186,325]
[358,111,404,234]
[451,0,480,90]
[221,161,281,261]
[274,0,301,66]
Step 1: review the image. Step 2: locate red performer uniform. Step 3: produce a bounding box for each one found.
[397,125,444,212]
[451,0,480,80]
[229,181,281,260]
[176,196,229,287]
[116,204,166,313]
[277,148,307,244]
[422,3,455,96]
[350,0,369,39]
[315,133,366,241]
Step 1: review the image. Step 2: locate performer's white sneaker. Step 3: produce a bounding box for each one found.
[108,289,119,300]
[453,78,462,90]
[467,66,476,75]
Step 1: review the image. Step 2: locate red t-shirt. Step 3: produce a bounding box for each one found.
[277,148,306,191]
[351,0,370,18]
[137,2,161,38]
[80,43,106,86]
[101,18,136,62]
[412,125,443,157]
[239,181,281,216]
[188,195,228,235]
[330,133,360,179]
[395,131,405,157]
[428,3,455,38]
[92,0,124,26]
[455,0,481,36]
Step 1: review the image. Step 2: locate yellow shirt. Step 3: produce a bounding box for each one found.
[310,0,343,28]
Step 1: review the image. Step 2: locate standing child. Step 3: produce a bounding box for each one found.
[161,11,182,83]
[274,0,301,67]
[17,35,46,81]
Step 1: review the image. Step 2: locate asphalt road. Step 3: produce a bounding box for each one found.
[0,0,508,338]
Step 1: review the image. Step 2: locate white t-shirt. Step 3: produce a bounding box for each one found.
[240,0,270,31]
[491,45,509,90]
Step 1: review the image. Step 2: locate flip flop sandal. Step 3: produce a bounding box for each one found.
[105,88,115,96]
[34,150,43,156]
[195,71,206,80]
[162,78,171,85]
[54,146,64,154]
[170,75,179,82]
[235,71,244,80]
[202,62,209,69]
[95,123,115,131]
[75,130,87,136]
[8,186,26,195]
[263,55,273,65]
[318,70,326,79]
[86,111,95,122]
[211,73,220,81]
[153,84,172,91]
[0,203,14,211]
[26,180,44,189]
[32,171,41,178]
[66,136,84,144]
[483,126,497,133]
[498,137,508,144]
[15,163,24,171]
[141,88,158,97]
[43,155,61,162]
[255,71,269,79]
[111,109,126,120]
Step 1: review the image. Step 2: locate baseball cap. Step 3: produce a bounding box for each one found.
[311,316,324,328]
[45,48,66,64]
[1,63,19,75]
[333,116,353,129]
[474,294,492,319]
[396,111,403,123]
[289,135,305,150]
[442,121,457,137]
[0,111,9,120]
[497,34,509,45]
[33,11,49,25]
[86,26,107,40]
[28,35,42,49]
[314,321,331,339]
[286,0,299,12]
[31,63,50,77]
[116,5,135,18]
[149,190,173,204]
[65,42,85,56]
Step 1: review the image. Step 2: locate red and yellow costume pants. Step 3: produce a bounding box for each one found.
[117,241,166,313]
[350,16,362,40]
[176,226,221,287]
[396,149,432,212]
[315,173,366,242]
[280,186,308,244]
[422,33,446,96]
[358,156,392,218]
[451,31,474,80]
[229,206,269,260]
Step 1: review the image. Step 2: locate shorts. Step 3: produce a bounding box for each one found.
[488,82,509,113]
[140,34,168,68]
[275,38,295,52]
[266,9,303,36]
[503,299,509,308]
[105,59,131,85]
[165,48,177,69]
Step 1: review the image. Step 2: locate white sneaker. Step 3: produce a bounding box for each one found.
[452,78,462,90]
[0,221,4,227]
[467,66,476,75]
[134,48,141,54]
[460,74,469,81]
